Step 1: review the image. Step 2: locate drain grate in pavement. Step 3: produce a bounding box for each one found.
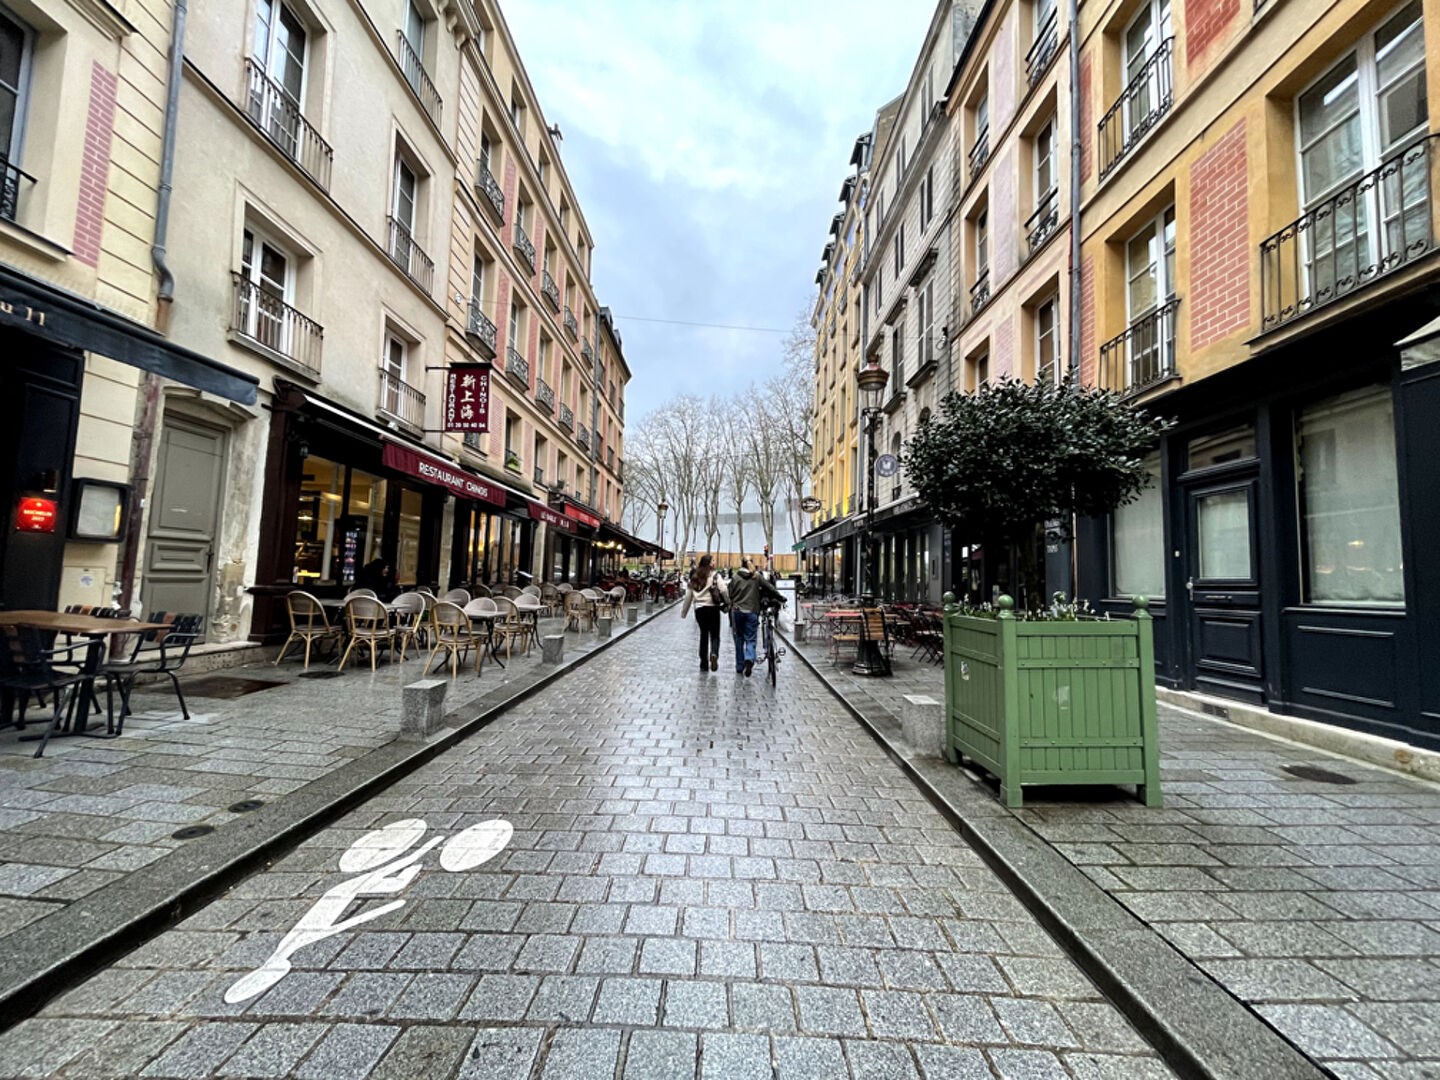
[228,800,264,813]
[1282,763,1358,785]
[298,670,343,680]
[172,825,215,840]
[182,676,287,700]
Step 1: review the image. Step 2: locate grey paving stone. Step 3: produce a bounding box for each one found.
[593,977,662,1025]
[731,981,797,1032]
[773,1035,848,1080]
[993,997,1081,1047]
[936,952,1009,993]
[540,1028,621,1080]
[818,945,884,987]
[912,1043,994,1080]
[514,932,580,972]
[1315,958,1440,1001]
[700,939,757,978]
[639,936,698,976]
[1064,1053,1180,1079]
[526,974,598,1022]
[455,1027,544,1080]
[368,1025,474,1080]
[321,972,412,1017]
[996,955,1099,999]
[293,1022,397,1080]
[700,1033,770,1080]
[1348,1002,1440,1058]
[215,1023,326,1078]
[141,1022,257,1078]
[577,936,639,974]
[1256,1003,1401,1060]
[862,989,937,1039]
[1057,1001,1153,1053]
[1201,958,1357,1002]
[243,972,344,1018]
[458,974,540,1021]
[795,985,867,1037]
[760,942,819,982]
[664,980,729,1029]
[986,1047,1071,1080]
[385,973,474,1020]
[624,1031,697,1080]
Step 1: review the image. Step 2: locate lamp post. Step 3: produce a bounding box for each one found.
[854,358,890,676]
[656,499,669,575]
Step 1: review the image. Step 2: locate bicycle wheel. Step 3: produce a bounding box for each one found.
[765,620,777,687]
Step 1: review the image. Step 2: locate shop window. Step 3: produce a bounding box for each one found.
[1112,456,1164,598]
[293,456,387,587]
[1297,386,1404,606]
[1186,424,1256,470]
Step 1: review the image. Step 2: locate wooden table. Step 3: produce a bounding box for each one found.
[0,611,169,736]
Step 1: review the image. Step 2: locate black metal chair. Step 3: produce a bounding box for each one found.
[0,625,105,757]
[104,613,202,725]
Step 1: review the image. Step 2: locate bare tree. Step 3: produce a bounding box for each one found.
[722,411,752,567]
[746,388,786,559]
[696,400,726,557]
[649,395,706,567]
[774,307,817,543]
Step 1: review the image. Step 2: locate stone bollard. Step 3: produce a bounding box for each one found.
[596,615,613,638]
[400,679,448,741]
[541,634,565,664]
[626,606,639,625]
[645,599,655,614]
[899,694,945,759]
[794,621,808,643]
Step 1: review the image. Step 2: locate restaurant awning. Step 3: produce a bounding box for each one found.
[803,514,860,552]
[0,264,259,405]
[598,520,666,557]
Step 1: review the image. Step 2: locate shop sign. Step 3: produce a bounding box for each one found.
[443,364,490,433]
[16,496,58,533]
[527,500,574,533]
[381,442,504,506]
[563,503,601,528]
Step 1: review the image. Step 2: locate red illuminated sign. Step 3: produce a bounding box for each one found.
[444,364,490,433]
[17,497,58,533]
[563,503,601,528]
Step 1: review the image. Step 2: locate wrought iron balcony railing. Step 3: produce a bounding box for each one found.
[968,128,990,181]
[536,378,555,413]
[0,157,34,223]
[581,339,594,363]
[475,161,504,222]
[396,31,442,126]
[1098,38,1174,181]
[563,306,579,339]
[558,402,574,430]
[378,367,425,432]
[505,346,529,388]
[970,268,991,314]
[243,59,332,189]
[1026,188,1060,257]
[607,447,615,470]
[513,220,536,270]
[466,300,497,358]
[577,424,591,451]
[1098,297,1180,397]
[230,273,323,377]
[1026,12,1060,90]
[541,269,561,310]
[387,217,434,293]
[1261,133,1437,332]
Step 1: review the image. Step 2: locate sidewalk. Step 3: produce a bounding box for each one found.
[0,605,669,1020]
[786,628,1440,1078]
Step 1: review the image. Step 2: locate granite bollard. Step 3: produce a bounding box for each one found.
[626,607,639,625]
[596,615,613,638]
[400,679,448,740]
[900,693,945,758]
[541,634,565,664]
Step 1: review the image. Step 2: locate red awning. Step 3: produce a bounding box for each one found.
[526,500,575,533]
[381,441,506,506]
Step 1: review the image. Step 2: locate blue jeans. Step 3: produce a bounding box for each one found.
[732,611,758,670]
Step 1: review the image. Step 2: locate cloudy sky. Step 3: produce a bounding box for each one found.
[505,0,938,420]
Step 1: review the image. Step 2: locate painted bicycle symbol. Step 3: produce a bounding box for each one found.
[225,817,513,1004]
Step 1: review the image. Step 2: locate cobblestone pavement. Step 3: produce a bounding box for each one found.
[791,629,1440,1079]
[0,614,589,943]
[0,612,1174,1078]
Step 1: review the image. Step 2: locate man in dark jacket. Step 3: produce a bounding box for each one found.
[728,559,785,676]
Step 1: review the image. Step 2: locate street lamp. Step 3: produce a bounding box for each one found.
[854,358,890,676]
[656,499,669,574]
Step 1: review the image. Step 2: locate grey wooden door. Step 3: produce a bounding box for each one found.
[142,418,225,638]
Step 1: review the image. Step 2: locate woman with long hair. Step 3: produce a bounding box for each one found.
[679,554,729,673]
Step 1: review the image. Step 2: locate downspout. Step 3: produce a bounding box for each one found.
[1066,0,1083,598]
[152,0,187,334]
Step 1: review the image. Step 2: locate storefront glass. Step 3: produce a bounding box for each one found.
[396,486,423,585]
[1112,457,1166,598]
[454,504,532,588]
[293,455,386,587]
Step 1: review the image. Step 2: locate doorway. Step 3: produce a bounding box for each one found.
[142,417,226,638]
[1184,474,1264,701]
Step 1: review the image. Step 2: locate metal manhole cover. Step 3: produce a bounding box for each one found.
[228,799,264,813]
[182,676,288,700]
[1281,763,1358,785]
[171,825,215,840]
[298,670,343,680]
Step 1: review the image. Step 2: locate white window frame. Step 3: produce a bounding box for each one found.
[392,155,417,233]
[471,251,485,307]
[1122,0,1173,140]
[254,0,308,106]
[381,331,409,417]
[0,4,34,165]
[975,209,989,276]
[1035,0,1057,37]
[1035,116,1057,207]
[1125,206,1177,325]
[918,278,935,368]
[1035,293,1060,385]
[240,225,294,353]
[403,0,425,57]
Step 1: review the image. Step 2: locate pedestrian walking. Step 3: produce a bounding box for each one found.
[727,558,785,676]
[679,554,729,673]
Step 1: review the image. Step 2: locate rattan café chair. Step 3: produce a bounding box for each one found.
[275,591,342,669]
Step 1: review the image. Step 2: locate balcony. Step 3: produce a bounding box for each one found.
[504,448,521,473]
[563,306,579,340]
[395,31,442,127]
[536,378,555,413]
[466,300,497,359]
[558,402,574,431]
[1261,134,1437,332]
[230,273,323,378]
[505,346,529,389]
[513,221,536,271]
[541,269,561,311]
[1,157,33,223]
[533,465,545,486]
[968,128,990,181]
[1026,12,1060,90]
[378,367,425,432]
[1026,189,1060,258]
[242,60,332,190]
[581,339,594,363]
[1098,38,1174,181]
[387,217,434,293]
[970,268,991,314]
[577,424,591,451]
[1098,297,1181,397]
[475,161,505,223]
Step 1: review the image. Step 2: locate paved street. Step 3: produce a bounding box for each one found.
[0,612,1173,1079]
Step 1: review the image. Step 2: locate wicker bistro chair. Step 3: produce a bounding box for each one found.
[391,592,428,662]
[501,586,523,600]
[441,588,471,605]
[275,591,342,669]
[470,584,492,599]
[538,583,561,617]
[511,595,543,655]
[563,589,594,633]
[343,589,378,603]
[556,583,574,595]
[427,601,475,678]
[339,597,394,672]
[489,596,525,659]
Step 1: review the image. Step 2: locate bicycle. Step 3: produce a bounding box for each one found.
[758,599,785,687]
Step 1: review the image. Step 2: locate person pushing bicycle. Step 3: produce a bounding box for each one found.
[727,558,785,677]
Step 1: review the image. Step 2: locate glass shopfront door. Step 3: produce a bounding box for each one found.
[1185,476,1264,701]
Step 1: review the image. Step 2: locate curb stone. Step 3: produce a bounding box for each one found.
[780,629,1328,1080]
[0,602,679,1031]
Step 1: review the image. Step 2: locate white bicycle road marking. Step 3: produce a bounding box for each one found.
[224,818,513,1005]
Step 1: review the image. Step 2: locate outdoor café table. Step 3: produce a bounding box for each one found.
[463,611,505,672]
[0,611,168,737]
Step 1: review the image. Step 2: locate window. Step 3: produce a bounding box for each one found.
[0,6,31,170]
[1126,206,1176,321]
[975,95,989,150]
[1297,386,1403,605]
[538,153,549,187]
[1036,0,1057,36]
[381,332,409,418]
[507,301,522,354]
[1035,117,1056,204]
[239,227,291,352]
[471,252,485,306]
[559,201,569,230]
[538,336,550,384]
[892,321,904,388]
[509,88,524,135]
[403,0,424,55]
[533,433,548,483]
[970,350,990,390]
[920,66,934,119]
[253,0,307,120]
[917,279,935,369]
[1123,0,1173,130]
[975,209,989,276]
[893,226,904,276]
[1112,456,1164,598]
[392,156,416,233]
[479,131,494,174]
[919,165,935,232]
[876,266,883,311]
[1035,294,1059,384]
[1297,1,1427,300]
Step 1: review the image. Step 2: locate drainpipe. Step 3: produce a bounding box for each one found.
[1067,0,1082,384]
[151,0,187,334]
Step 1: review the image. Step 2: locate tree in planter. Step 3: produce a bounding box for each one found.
[902,377,1172,611]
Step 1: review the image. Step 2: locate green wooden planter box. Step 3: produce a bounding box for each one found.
[942,593,1162,807]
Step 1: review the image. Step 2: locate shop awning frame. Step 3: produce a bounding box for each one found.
[0,264,259,405]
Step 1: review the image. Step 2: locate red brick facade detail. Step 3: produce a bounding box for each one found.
[74,63,118,268]
[1078,54,1093,185]
[503,159,517,249]
[994,319,1014,380]
[1079,256,1096,386]
[1189,120,1250,351]
[1185,0,1240,68]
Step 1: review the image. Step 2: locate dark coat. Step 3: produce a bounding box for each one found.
[727,568,783,614]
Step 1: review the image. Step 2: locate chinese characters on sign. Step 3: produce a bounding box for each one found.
[444,364,490,433]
